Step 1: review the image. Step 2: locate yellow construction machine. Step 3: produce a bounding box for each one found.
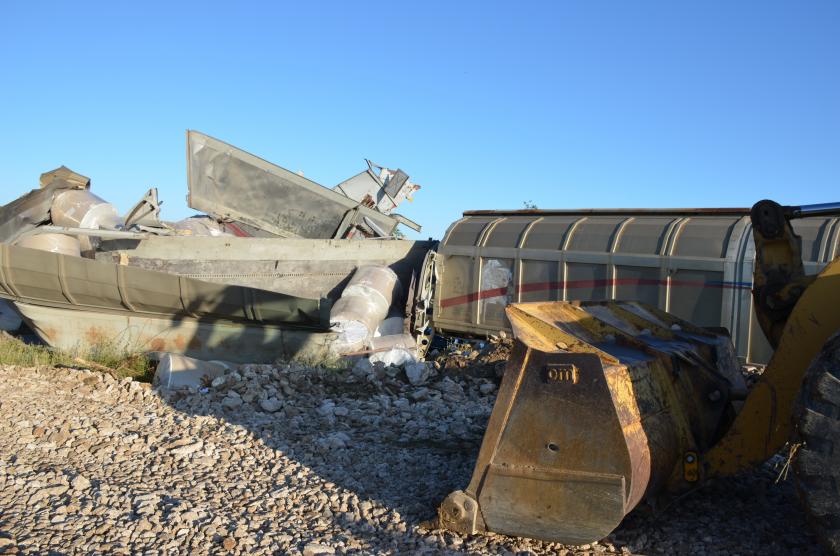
[436,199,840,552]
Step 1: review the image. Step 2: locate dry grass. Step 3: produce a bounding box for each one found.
[0,332,154,382]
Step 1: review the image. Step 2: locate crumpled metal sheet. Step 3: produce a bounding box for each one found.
[333,161,420,216]
[38,166,90,189]
[186,131,402,239]
[0,167,90,243]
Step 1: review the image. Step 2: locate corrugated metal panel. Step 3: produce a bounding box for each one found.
[520,260,560,303]
[566,218,623,252]
[0,244,329,331]
[437,255,476,323]
[520,217,580,250]
[615,217,676,254]
[672,217,740,258]
[478,256,514,327]
[797,218,833,262]
[483,217,534,248]
[434,210,840,364]
[442,217,495,247]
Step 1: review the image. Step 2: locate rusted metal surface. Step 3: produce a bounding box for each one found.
[438,300,744,544]
[0,244,331,359]
[14,302,334,363]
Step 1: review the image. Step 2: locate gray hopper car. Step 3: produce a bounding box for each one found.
[431,208,840,364]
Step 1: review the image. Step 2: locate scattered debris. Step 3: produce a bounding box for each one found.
[333,160,420,216]
[153,353,231,390]
[0,131,832,554]
[430,335,512,378]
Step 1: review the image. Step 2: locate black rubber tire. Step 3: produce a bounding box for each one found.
[794,331,840,555]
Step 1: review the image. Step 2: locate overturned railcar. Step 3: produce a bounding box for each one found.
[432,208,840,363]
[3,134,838,366]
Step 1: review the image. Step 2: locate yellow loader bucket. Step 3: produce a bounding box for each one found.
[436,301,746,544]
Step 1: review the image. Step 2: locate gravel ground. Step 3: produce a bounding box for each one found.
[0,362,824,555]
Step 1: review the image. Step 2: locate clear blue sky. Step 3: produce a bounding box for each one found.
[1,1,837,240]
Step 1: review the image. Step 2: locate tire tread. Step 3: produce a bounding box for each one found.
[794,332,840,554]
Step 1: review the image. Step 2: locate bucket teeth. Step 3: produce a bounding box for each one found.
[437,490,485,536]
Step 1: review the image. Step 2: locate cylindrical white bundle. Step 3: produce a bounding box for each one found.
[51,190,121,230]
[375,316,406,337]
[331,295,389,341]
[16,233,81,257]
[368,333,419,367]
[369,333,416,351]
[330,265,401,353]
[341,265,401,307]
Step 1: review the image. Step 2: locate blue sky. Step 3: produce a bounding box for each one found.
[1,1,838,240]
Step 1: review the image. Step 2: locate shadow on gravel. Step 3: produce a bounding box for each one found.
[613,466,823,555]
[160,364,491,554]
[160,361,824,555]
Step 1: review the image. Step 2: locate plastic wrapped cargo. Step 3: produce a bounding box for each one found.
[368,333,418,366]
[51,190,121,230]
[330,265,401,353]
[374,316,406,337]
[370,332,416,350]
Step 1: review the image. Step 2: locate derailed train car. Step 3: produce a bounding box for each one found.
[0,131,837,365]
[432,208,840,363]
[0,132,430,362]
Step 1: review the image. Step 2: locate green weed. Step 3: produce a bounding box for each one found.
[0,332,154,382]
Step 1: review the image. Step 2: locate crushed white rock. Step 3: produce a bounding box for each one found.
[0,363,817,555]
